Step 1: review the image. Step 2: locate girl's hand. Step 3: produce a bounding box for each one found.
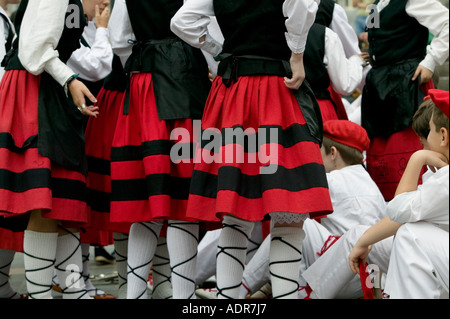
[95,4,110,29]
[284,52,305,90]
[68,79,99,118]
[412,65,433,85]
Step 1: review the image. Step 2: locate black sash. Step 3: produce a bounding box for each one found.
[123,37,211,120]
[362,58,424,138]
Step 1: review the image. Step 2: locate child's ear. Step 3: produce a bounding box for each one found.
[440,127,449,146]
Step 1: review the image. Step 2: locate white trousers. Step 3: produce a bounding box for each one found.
[302,225,393,299]
[384,222,449,299]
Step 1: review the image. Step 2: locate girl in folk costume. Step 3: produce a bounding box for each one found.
[361,0,449,201]
[171,0,334,299]
[52,0,117,299]
[108,0,212,299]
[0,0,105,299]
[0,0,27,300]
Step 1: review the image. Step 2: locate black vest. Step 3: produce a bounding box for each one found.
[304,23,330,99]
[214,0,290,61]
[315,0,335,27]
[125,0,183,41]
[103,54,127,92]
[368,0,428,67]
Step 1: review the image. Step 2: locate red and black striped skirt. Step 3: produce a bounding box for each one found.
[85,87,131,235]
[0,70,88,226]
[109,73,197,224]
[186,75,333,222]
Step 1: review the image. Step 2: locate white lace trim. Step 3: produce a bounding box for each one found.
[270,212,309,225]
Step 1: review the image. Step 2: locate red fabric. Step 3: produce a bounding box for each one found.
[186,75,333,222]
[0,228,24,252]
[317,98,339,122]
[109,73,199,224]
[366,126,425,201]
[0,70,89,226]
[323,120,370,153]
[80,228,114,246]
[360,261,375,299]
[427,89,449,118]
[328,85,349,120]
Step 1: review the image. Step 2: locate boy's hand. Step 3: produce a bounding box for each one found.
[411,150,449,172]
[284,52,305,90]
[349,243,372,274]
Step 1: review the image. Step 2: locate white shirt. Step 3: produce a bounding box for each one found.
[18,0,76,86]
[387,165,449,232]
[324,27,364,96]
[376,0,449,72]
[0,6,14,80]
[170,0,320,56]
[67,21,113,82]
[321,165,387,236]
[329,3,361,58]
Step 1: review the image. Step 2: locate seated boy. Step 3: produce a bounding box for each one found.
[302,93,446,298]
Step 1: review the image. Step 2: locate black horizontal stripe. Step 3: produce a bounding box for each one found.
[111,174,191,202]
[0,169,87,202]
[87,156,110,176]
[0,133,38,153]
[189,163,328,199]
[111,140,196,162]
[0,168,51,193]
[51,178,87,202]
[200,124,317,153]
[87,188,110,213]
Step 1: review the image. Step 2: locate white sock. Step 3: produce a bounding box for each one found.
[151,236,172,299]
[113,232,128,299]
[216,215,255,299]
[127,222,162,299]
[0,249,18,299]
[167,221,199,299]
[23,230,58,299]
[80,243,106,297]
[269,227,305,299]
[55,232,91,299]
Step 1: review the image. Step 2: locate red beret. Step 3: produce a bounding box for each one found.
[427,89,449,118]
[323,120,370,153]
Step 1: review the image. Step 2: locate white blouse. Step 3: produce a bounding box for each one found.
[18,0,76,86]
[170,0,320,56]
[67,21,113,82]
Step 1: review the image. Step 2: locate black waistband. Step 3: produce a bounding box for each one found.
[215,54,292,87]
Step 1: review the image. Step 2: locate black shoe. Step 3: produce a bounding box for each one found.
[95,247,115,265]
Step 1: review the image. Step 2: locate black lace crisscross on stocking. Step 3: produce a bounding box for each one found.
[269,236,303,299]
[54,226,88,299]
[152,239,172,299]
[127,222,160,299]
[167,221,199,299]
[24,251,56,299]
[216,222,250,299]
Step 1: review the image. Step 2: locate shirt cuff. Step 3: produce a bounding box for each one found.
[201,33,222,57]
[420,54,437,73]
[44,57,76,87]
[95,27,110,40]
[285,32,307,54]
